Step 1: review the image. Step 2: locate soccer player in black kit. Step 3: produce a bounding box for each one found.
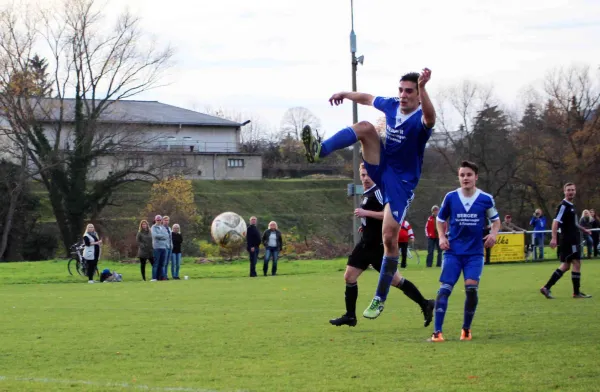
[329,163,434,327]
[540,183,592,299]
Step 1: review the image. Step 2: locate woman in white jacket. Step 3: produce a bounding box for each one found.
[83,223,102,283]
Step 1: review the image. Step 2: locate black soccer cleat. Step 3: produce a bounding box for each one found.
[422,299,435,327]
[540,287,554,299]
[573,292,592,298]
[329,314,358,327]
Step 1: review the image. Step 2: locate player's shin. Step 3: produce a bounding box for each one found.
[375,256,399,301]
[434,284,453,332]
[463,284,479,330]
[544,269,564,290]
[320,126,357,158]
[571,272,581,295]
[345,282,358,317]
[394,277,427,307]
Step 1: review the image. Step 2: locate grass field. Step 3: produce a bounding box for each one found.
[1,258,599,392]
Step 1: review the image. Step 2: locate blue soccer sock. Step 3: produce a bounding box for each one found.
[434,284,453,333]
[463,284,479,330]
[374,256,399,301]
[319,126,357,158]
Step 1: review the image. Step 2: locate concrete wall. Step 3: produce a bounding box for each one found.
[88,152,262,180]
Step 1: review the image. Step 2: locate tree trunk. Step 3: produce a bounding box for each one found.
[0,185,21,261]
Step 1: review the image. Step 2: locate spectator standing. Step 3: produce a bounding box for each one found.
[246,216,261,277]
[529,209,547,261]
[502,215,526,232]
[136,220,154,281]
[580,210,594,259]
[397,220,414,269]
[82,223,101,284]
[262,221,283,276]
[590,209,599,258]
[171,224,183,280]
[425,206,442,267]
[151,215,168,281]
[162,216,173,280]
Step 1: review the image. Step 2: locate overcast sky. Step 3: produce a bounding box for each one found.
[117,0,599,135]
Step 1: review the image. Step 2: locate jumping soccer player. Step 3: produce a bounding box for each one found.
[329,163,434,327]
[540,183,592,299]
[429,161,501,342]
[303,69,435,319]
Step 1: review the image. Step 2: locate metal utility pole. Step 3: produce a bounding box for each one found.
[350,0,362,245]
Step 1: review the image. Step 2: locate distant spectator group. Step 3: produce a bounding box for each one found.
[134,215,184,282]
[246,217,283,277]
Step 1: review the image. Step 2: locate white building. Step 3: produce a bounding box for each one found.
[3,99,262,180]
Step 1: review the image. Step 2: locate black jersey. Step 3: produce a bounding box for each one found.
[360,185,384,246]
[554,199,580,244]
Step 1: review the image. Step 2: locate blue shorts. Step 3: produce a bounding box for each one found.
[363,142,415,224]
[439,253,484,285]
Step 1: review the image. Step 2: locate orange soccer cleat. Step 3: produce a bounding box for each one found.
[460,328,472,341]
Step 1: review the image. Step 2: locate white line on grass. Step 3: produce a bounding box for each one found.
[0,376,248,392]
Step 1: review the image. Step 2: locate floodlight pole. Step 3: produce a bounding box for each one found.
[350,0,360,245]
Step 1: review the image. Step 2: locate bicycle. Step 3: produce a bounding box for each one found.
[67,243,99,277]
[407,244,421,265]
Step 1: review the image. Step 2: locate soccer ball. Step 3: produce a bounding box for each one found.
[211,212,247,249]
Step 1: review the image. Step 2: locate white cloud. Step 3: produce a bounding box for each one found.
[108,0,600,135]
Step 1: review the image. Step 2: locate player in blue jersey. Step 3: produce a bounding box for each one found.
[428,161,501,342]
[302,69,436,319]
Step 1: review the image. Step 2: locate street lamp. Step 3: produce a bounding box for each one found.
[350,0,364,245]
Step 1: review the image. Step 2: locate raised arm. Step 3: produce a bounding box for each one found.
[418,68,436,129]
[329,92,374,106]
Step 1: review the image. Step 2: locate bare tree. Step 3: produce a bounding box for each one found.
[202,106,272,153]
[0,0,174,252]
[280,107,321,140]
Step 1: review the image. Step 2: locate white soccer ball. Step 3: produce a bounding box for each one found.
[211,212,247,249]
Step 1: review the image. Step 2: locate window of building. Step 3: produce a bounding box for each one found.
[126,158,144,168]
[90,158,98,168]
[170,158,187,167]
[227,158,244,168]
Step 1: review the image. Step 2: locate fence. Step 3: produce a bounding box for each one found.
[489,229,600,263]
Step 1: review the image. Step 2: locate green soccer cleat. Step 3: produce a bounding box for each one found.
[301,125,322,163]
[363,297,385,319]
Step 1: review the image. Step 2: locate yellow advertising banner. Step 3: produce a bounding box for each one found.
[490,233,525,263]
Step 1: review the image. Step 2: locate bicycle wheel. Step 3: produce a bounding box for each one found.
[76,260,87,277]
[67,258,77,275]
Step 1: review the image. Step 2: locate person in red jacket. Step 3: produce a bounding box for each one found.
[426,205,443,267]
[397,220,414,268]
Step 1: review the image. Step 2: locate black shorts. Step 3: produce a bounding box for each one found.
[347,242,384,272]
[560,242,580,263]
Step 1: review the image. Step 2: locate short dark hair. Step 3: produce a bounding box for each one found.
[563,182,575,190]
[459,160,479,175]
[400,72,419,85]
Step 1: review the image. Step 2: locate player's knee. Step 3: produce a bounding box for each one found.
[382,230,397,249]
[465,284,478,295]
[437,283,453,298]
[353,121,379,141]
[344,270,359,284]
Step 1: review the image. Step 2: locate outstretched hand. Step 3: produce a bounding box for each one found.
[329,93,345,106]
[418,68,432,88]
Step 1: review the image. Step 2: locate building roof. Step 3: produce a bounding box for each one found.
[34,98,242,127]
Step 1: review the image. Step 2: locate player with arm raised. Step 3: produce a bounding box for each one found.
[329,163,434,327]
[428,161,501,342]
[540,183,592,299]
[303,69,435,319]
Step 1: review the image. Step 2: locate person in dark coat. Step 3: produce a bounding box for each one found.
[246,216,261,277]
[136,220,154,281]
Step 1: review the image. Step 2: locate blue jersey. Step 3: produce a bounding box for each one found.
[437,188,500,256]
[372,96,432,189]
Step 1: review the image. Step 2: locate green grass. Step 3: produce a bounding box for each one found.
[1,259,599,391]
